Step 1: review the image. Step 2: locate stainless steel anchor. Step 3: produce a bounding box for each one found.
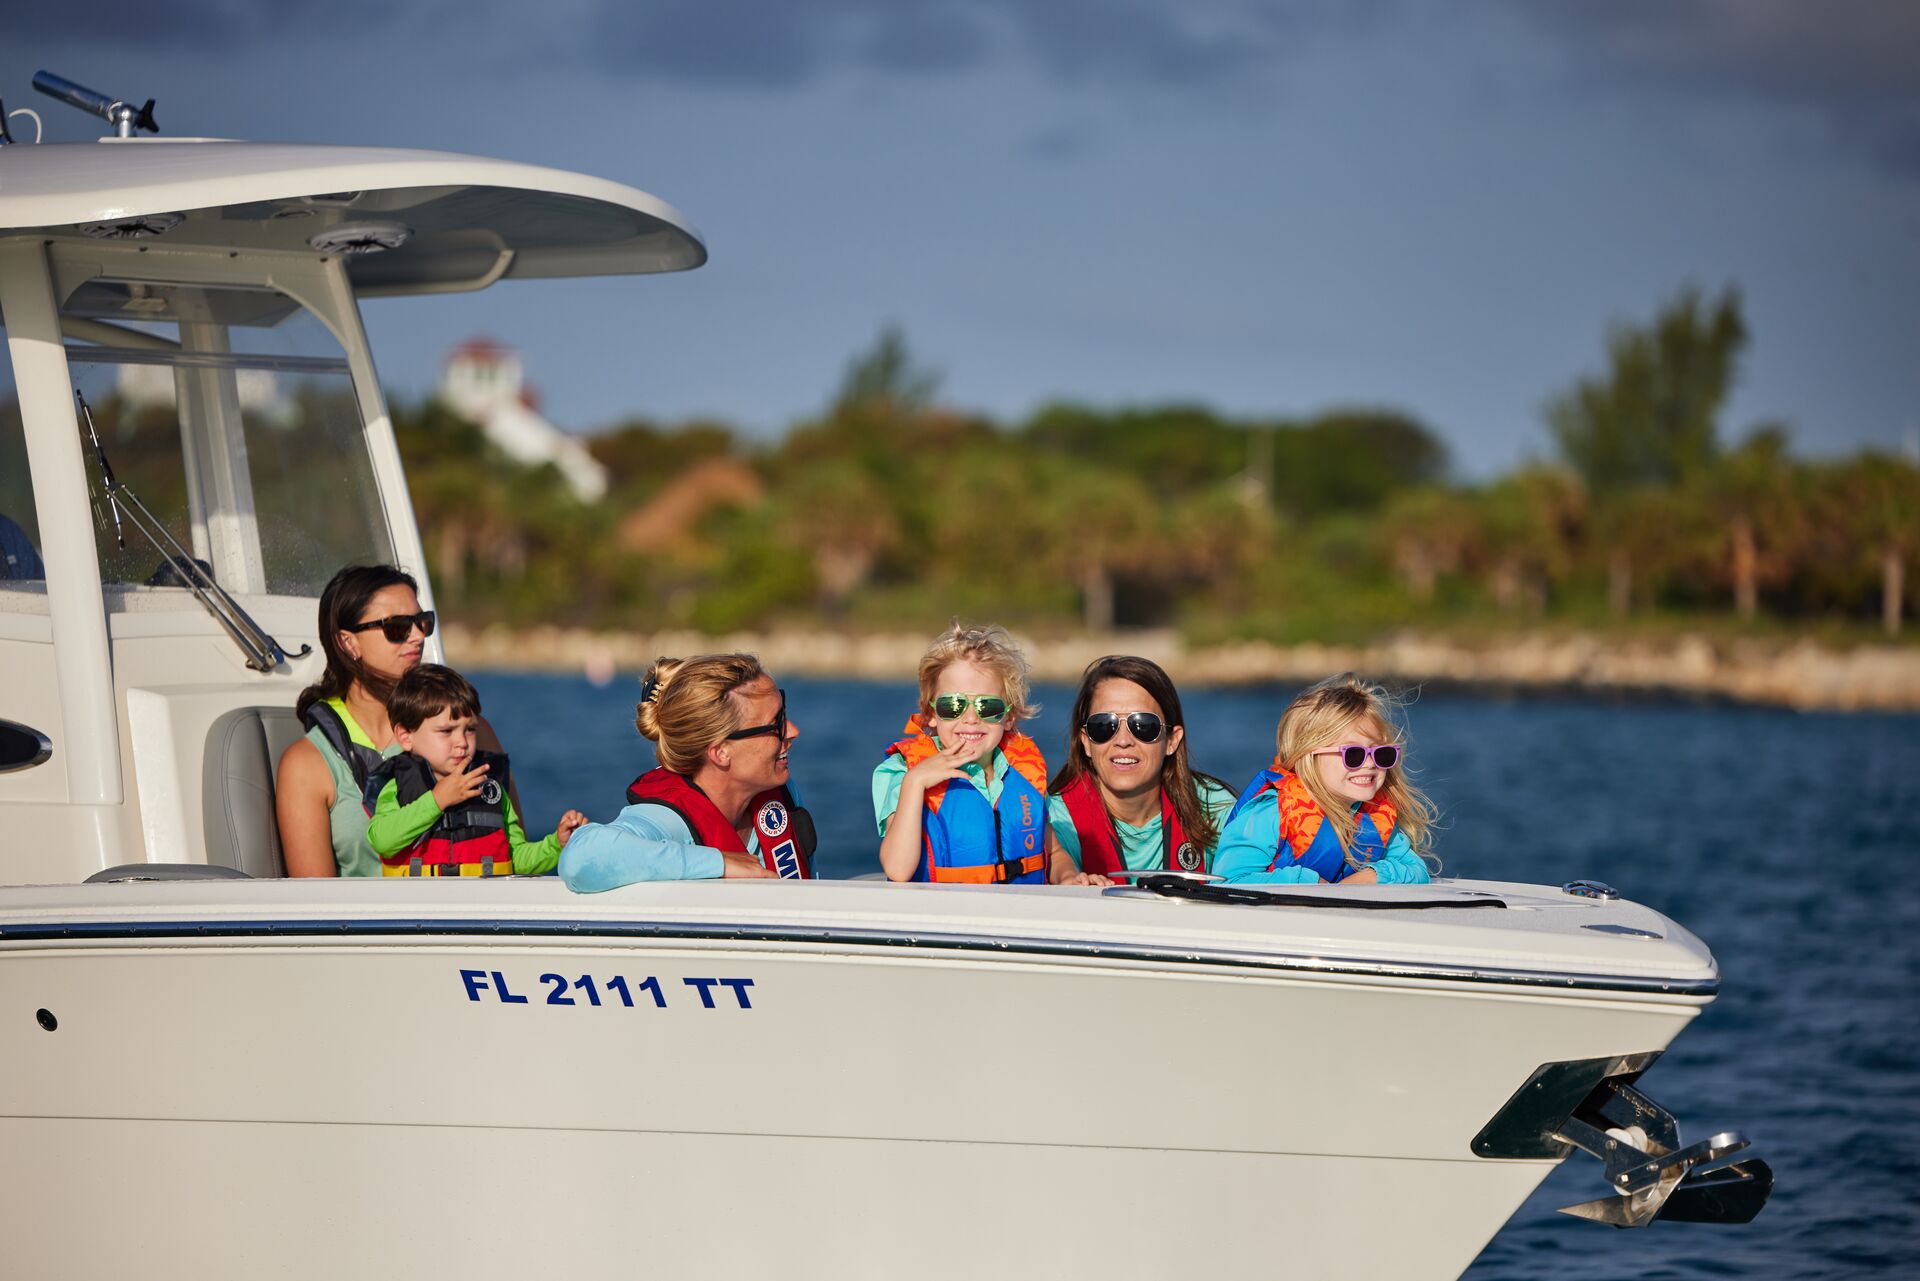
[1553,1078,1773,1227]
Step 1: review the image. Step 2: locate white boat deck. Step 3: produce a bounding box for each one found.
[0,875,1716,995]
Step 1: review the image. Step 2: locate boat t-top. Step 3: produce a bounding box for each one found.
[0,73,1769,1280]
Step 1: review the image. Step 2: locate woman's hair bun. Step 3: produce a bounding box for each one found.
[634,656,683,741]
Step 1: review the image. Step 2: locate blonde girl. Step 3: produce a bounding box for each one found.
[1212,673,1438,885]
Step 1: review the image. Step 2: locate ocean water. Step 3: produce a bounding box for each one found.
[481,670,1920,1279]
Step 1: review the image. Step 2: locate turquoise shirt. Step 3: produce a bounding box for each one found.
[561,804,732,892]
[871,745,1013,835]
[1212,790,1431,885]
[1045,776,1238,872]
[307,697,400,879]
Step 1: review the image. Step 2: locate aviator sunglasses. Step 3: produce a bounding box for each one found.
[345,609,436,644]
[1081,711,1165,744]
[726,689,789,741]
[932,693,1009,723]
[1314,743,1402,770]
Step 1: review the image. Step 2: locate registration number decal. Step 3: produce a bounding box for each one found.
[458,969,756,1009]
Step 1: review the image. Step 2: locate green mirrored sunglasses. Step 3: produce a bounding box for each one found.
[931,693,1009,723]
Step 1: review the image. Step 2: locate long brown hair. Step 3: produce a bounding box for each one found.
[295,564,419,723]
[1275,673,1438,870]
[1047,655,1222,853]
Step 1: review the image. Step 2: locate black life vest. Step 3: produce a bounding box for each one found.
[302,698,388,796]
[366,749,514,877]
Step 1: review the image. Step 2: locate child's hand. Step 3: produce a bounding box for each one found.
[554,809,589,848]
[431,761,489,811]
[903,736,980,793]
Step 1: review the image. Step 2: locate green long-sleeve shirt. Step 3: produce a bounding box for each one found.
[366,767,561,875]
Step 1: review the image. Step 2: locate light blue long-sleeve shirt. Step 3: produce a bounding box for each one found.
[1212,790,1432,885]
[559,803,731,892]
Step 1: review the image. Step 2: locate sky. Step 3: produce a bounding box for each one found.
[5,1,1918,476]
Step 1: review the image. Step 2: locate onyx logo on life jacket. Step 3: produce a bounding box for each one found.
[480,777,503,806]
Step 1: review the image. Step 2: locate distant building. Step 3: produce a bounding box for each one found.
[438,338,609,501]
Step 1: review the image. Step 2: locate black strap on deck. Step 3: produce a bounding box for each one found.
[1131,874,1507,910]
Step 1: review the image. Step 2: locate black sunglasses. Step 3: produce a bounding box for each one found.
[346,609,435,644]
[726,689,789,741]
[1082,711,1164,744]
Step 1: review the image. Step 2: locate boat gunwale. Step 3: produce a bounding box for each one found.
[0,914,1721,997]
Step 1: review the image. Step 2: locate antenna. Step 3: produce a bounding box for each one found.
[31,70,158,137]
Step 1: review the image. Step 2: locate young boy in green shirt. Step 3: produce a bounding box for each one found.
[365,664,586,877]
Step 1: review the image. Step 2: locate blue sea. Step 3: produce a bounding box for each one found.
[482,671,1920,1279]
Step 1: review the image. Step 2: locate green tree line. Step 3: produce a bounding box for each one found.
[393,290,1918,642]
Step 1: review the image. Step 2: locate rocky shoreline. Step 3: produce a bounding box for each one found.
[442,624,1920,713]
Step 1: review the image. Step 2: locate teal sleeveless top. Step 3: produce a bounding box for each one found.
[307,696,400,878]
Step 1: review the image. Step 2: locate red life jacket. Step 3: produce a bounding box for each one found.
[1054,773,1206,875]
[626,767,816,879]
[367,750,514,876]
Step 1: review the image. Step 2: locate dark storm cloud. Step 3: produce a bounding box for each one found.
[1498,0,1920,175]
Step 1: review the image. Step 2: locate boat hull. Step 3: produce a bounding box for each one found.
[0,879,1708,1279]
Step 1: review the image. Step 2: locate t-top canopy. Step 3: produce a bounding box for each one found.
[0,140,706,292]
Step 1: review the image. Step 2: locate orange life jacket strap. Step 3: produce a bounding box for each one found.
[926,852,1047,884]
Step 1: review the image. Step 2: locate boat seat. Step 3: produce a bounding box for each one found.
[86,863,253,883]
[202,706,306,878]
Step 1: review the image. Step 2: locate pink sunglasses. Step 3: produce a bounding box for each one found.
[1312,743,1401,770]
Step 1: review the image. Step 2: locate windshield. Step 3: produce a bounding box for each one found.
[60,280,393,599]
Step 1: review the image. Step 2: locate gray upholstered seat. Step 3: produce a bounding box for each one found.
[201,706,306,878]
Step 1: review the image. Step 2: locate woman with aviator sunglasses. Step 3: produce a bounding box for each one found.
[277,564,518,877]
[876,622,1094,885]
[1046,655,1236,882]
[1212,673,1438,885]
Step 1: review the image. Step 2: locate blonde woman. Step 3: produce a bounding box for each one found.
[874,622,1092,885]
[560,654,813,892]
[1212,673,1438,885]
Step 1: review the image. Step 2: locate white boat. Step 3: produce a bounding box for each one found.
[0,74,1768,1280]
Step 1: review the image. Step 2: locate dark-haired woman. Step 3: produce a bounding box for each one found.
[274,565,512,877]
[1046,655,1235,881]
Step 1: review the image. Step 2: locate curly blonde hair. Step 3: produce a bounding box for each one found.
[1275,673,1439,872]
[914,620,1038,725]
[635,653,768,775]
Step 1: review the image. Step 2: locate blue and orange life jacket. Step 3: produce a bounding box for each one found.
[1053,773,1206,875]
[626,767,816,879]
[1226,758,1396,883]
[886,717,1049,885]
[365,749,514,877]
